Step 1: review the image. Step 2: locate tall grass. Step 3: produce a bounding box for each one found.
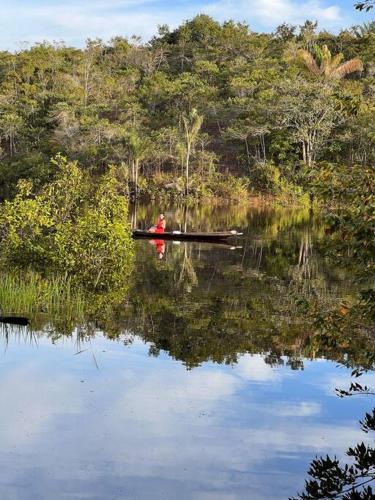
[0,270,86,321]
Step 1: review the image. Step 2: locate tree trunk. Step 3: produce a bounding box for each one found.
[185,144,190,196]
[244,138,251,175]
[307,140,312,167]
[135,158,139,199]
[131,159,135,198]
[183,204,188,233]
[84,66,89,110]
[260,134,266,162]
[9,133,15,157]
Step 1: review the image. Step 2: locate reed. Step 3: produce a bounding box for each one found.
[0,270,86,321]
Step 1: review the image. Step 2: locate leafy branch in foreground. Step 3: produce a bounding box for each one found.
[336,372,375,398]
[355,1,374,11]
[291,371,375,499]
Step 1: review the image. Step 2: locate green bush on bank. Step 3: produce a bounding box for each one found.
[0,155,134,296]
[312,162,375,260]
[0,152,53,201]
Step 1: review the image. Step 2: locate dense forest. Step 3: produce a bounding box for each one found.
[0,15,374,200]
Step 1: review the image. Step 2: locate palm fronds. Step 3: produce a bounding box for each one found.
[298,45,363,80]
[330,58,364,79]
[298,49,320,76]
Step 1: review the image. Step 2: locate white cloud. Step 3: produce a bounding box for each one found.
[207,0,341,27]
[0,0,363,50]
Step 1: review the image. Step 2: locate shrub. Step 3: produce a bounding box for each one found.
[0,155,134,295]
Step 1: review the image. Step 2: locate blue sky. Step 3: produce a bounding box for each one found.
[0,0,371,50]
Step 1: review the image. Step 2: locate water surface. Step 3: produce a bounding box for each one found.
[0,204,372,499]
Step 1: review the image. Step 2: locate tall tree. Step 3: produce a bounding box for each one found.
[127,129,150,199]
[0,112,24,156]
[279,79,341,166]
[180,108,203,196]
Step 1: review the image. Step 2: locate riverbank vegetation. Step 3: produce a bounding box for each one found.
[0,15,374,203]
[0,156,134,326]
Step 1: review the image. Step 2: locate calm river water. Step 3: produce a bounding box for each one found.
[0,204,372,499]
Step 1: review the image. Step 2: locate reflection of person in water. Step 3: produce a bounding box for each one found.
[149,238,166,259]
[149,214,166,234]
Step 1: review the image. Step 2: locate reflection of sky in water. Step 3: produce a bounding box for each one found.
[0,205,371,498]
[0,332,372,500]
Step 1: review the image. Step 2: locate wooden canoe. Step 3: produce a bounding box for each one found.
[132,229,242,242]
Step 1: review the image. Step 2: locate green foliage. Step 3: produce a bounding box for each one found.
[0,155,134,296]
[0,270,86,326]
[0,16,373,201]
[0,152,52,200]
[200,172,249,201]
[126,170,249,202]
[313,163,375,265]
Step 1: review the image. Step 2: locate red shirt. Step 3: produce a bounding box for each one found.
[155,218,166,233]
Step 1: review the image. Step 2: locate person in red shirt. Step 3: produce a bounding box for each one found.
[149,213,166,234]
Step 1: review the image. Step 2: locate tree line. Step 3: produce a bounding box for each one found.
[0,15,374,199]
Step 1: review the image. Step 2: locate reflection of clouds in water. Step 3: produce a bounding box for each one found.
[0,363,82,448]
[234,354,281,382]
[0,337,369,499]
[103,368,359,475]
[274,402,321,417]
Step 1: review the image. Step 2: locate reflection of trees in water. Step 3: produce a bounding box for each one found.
[0,264,372,372]
[287,230,338,305]
[240,238,264,271]
[0,323,39,349]
[1,205,372,373]
[0,264,134,341]
[298,230,312,279]
[124,226,372,370]
[130,202,312,236]
[176,243,198,290]
[130,201,138,229]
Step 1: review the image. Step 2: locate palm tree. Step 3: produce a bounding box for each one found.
[298,45,363,79]
[182,108,203,196]
[180,108,203,196]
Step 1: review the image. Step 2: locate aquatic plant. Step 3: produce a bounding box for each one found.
[0,270,85,318]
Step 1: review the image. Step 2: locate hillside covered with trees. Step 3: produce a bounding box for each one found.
[0,15,374,201]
